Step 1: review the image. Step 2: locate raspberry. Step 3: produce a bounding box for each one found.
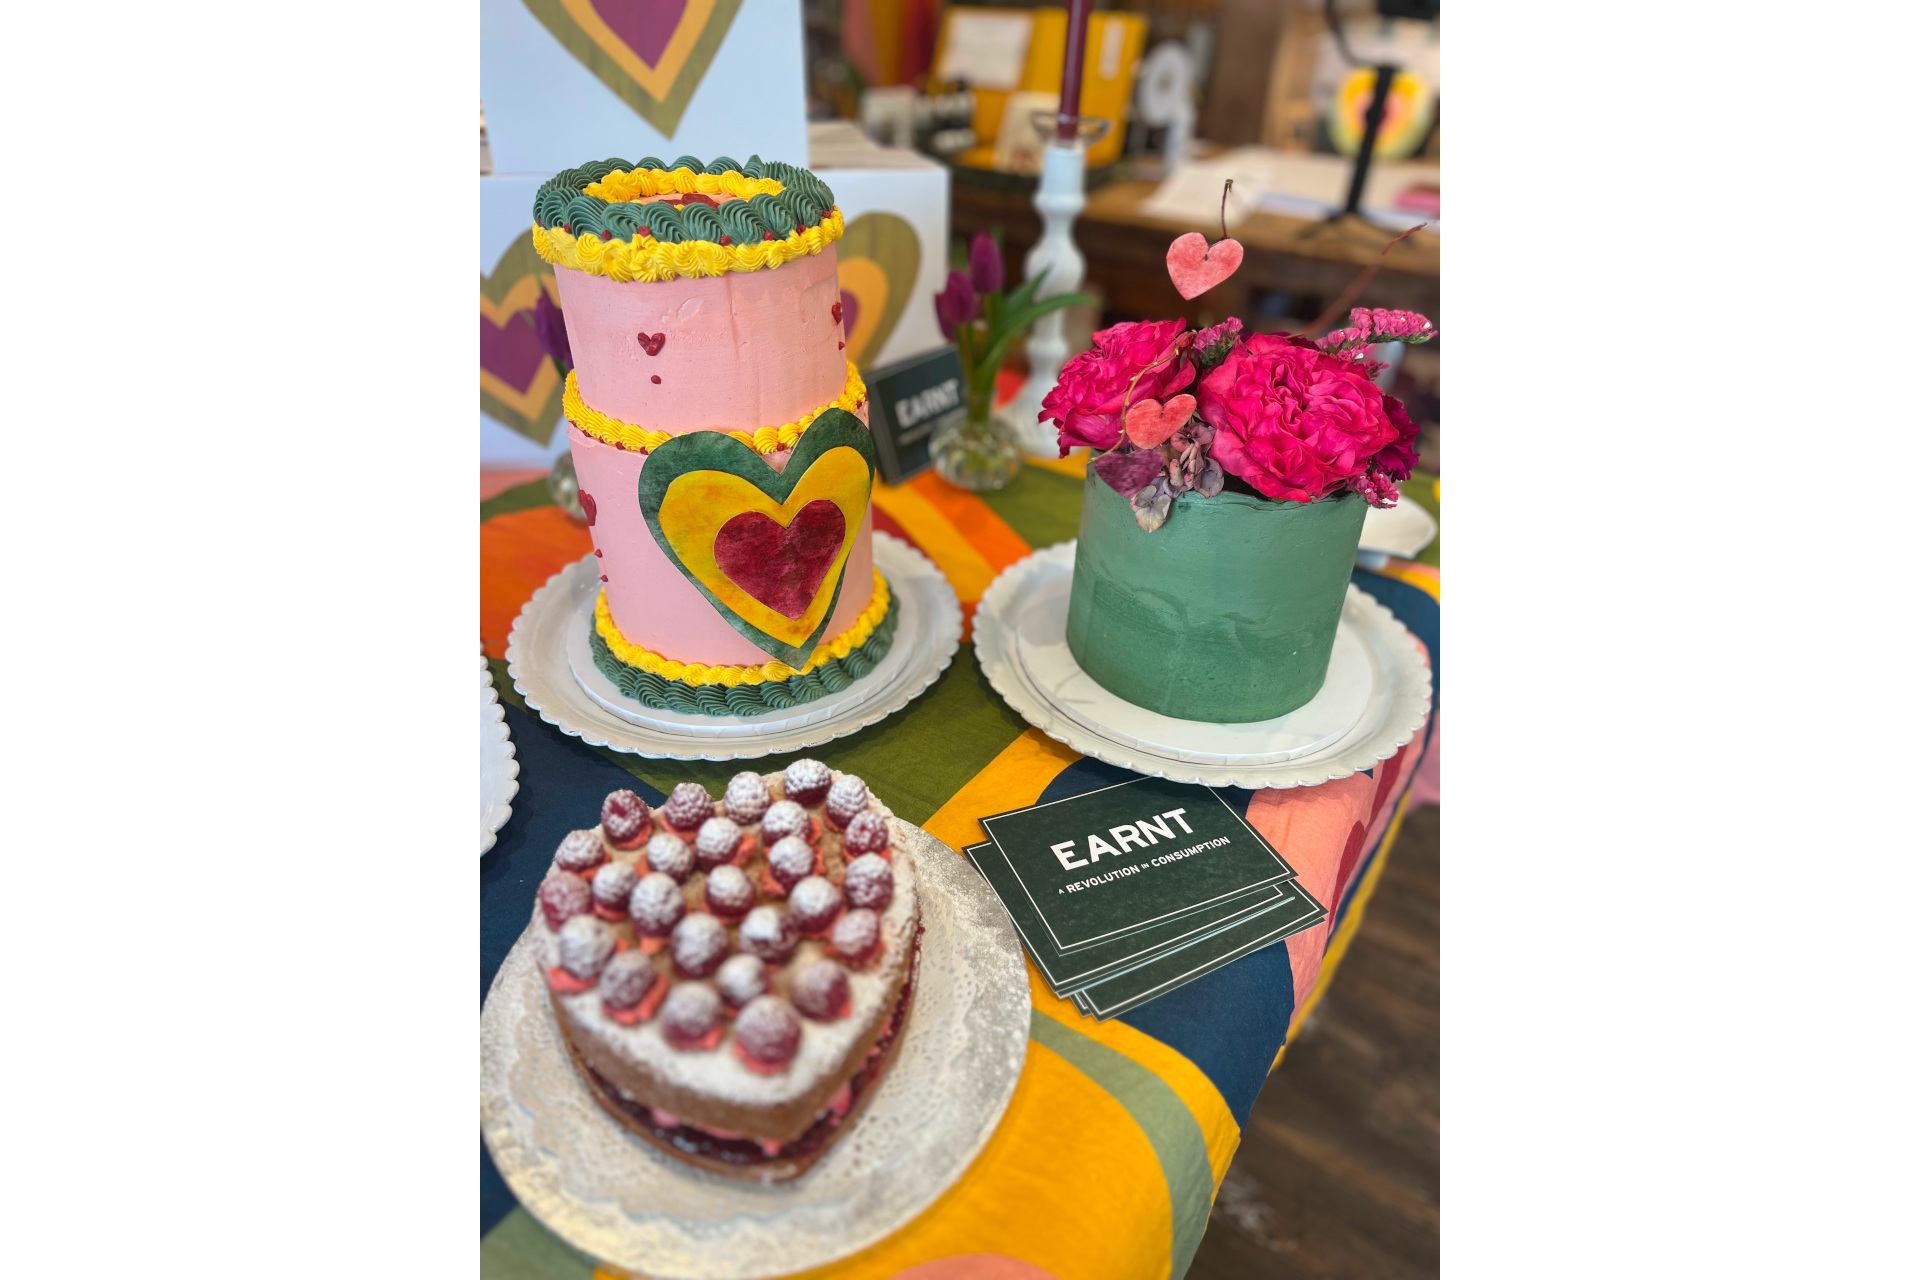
[592,859,639,909]
[735,995,802,1067]
[553,829,605,873]
[824,775,870,829]
[783,759,832,806]
[600,790,652,847]
[694,816,743,870]
[628,872,687,937]
[716,953,769,1009]
[538,871,592,930]
[760,800,810,845]
[703,864,755,920]
[598,950,657,1010]
[788,876,843,935]
[723,771,772,823]
[556,915,616,980]
[660,982,723,1047]
[841,811,890,857]
[791,960,850,1021]
[767,836,816,892]
[830,908,881,963]
[644,832,695,883]
[739,904,797,962]
[671,912,730,978]
[841,854,894,911]
[660,782,714,832]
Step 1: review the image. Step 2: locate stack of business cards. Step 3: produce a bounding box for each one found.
[964,775,1327,1021]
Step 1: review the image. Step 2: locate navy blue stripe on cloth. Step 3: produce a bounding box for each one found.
[480,703,668,1236]
[1352,566,1440,713]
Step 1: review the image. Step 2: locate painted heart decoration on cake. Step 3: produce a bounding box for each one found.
[518,0,746,138]
[1166,231,1244,301]
[480,230,566,443]
[1123,395,1196,449]
[833,212,920,370]
[637,409,876,667]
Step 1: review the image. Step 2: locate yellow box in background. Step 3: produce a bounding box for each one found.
[933,7,1146,171]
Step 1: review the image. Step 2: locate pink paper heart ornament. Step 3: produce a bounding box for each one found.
[1166,232,1244,300]
[1123,394,1197,449]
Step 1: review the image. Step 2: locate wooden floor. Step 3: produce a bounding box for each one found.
[1187,803,1439,1279]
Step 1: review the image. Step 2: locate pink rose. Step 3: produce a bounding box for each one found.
[1197,334,1400,503]
[1040,319,1193,455]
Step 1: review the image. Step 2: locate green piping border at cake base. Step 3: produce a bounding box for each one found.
[589,588,900,717]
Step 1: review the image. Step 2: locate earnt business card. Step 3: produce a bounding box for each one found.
[978,776,1299,955]
[965,839,1296,995]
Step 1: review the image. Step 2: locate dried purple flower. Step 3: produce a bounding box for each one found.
[1092,447,1169,499]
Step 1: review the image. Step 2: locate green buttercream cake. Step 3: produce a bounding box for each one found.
[1065,475,1366,723]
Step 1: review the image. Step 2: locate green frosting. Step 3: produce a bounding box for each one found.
[529,156,837,241]
[1064,476,1367,723]
[590,589,900,717]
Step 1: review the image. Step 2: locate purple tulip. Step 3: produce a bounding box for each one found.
[533,288,572,373]
[934,270,979,341]
[968,232,1003,296]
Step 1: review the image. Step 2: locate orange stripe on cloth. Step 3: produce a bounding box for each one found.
[1371,557,1440,602]
[905,470,1032,571]
[480,505,593,660]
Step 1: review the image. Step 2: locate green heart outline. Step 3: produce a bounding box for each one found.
[520,0,744,138]
[637,408,876,667]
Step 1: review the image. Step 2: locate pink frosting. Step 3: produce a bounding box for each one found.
[554,249,849,431]
[571,424,876,666]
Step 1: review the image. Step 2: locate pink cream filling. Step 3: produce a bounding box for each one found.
[644,1068,859,1152]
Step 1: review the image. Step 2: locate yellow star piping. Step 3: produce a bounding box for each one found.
[563,362,866,455]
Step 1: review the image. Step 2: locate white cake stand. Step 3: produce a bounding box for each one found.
[480,823,1030,1279]
[481,652,519,855]
[507,533,961,760]
[972,542,1432,789]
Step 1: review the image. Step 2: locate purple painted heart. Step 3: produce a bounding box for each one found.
[590,0,685,66]
[712,500,847,621]
[481,311,548,396]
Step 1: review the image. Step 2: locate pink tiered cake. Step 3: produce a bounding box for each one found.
[533,156,894,716]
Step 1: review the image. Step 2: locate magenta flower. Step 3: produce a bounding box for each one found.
[1196,333,1400,502]
[1349,467,1401,508]
[968,233,1004,296]
[934,270,979,341]
[1191,317,1243,370]
[1039,319,1193,454]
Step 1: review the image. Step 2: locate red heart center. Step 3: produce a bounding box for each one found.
[637,332,666,356]
[711,501,848,621]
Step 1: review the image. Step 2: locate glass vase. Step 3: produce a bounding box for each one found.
[930,390,1023,492]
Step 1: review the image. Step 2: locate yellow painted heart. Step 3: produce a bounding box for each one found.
[639,409,877,666]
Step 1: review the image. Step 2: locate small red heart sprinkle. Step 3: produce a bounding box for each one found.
[838,341,845,350]
[637,332,666,356]
[831,301,843,324]
[601,575,609,582]
[763,232,775,241]
[579,492,597,525]
[720,235,732,245]
[594,549,603,557]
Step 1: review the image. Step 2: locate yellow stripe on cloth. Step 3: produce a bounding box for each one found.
[870,479,1000,604]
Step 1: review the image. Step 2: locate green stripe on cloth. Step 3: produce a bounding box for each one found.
[490,645,1032,828]
[481,477,559,524]
[1029,1010,1215,1280]
[977,464,1085,551]
[480,1207,598,1280]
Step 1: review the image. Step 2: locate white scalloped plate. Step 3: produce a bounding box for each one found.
[973,542,1431,789]
[507,533,961,760]
[481,653,520,855]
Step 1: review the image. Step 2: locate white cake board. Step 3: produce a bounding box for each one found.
[480,652,520,856]
[508,533,961,759]
[973,542,1432,790]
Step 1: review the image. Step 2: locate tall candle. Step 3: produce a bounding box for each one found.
[1056,0,1093,141]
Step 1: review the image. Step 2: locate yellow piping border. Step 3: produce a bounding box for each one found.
[564,362,865,455]
[594,570,889,687]
[533,206,845,282]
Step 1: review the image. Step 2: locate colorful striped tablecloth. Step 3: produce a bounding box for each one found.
[481,456,1440,1280]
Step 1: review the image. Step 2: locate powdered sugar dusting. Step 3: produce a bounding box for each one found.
[670,912,731,978]
[557,915,617,979]
[661,782,715,832]
[554,828,606,873]
[629,872,688,937]
[694,817,743,869]
[723,771,772,823]
[788,876,843,934]
[739,904,798,962]
[644,832,695,883]
[825,775,869,829]
[598,950,657,1010]
[842,854,894,911]
[783,758,832,805]
[760,800,810,846]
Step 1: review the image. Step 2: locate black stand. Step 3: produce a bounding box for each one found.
[1303,62,1402,238]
